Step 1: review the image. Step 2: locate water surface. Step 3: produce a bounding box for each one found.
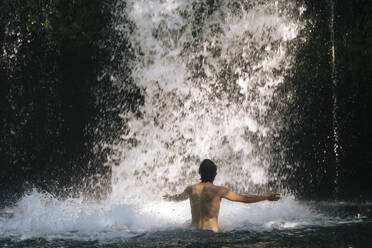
[1,192,371,247]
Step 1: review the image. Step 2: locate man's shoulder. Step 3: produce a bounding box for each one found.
[187,183,206,191]
[194,183,229,193]
[214,185,229,193]
[187,183,200,190]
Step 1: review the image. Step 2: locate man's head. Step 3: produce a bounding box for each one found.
[199,159,217,183]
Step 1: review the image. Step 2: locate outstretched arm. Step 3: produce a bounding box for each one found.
[221,188,280,203]
[163,186,191,202]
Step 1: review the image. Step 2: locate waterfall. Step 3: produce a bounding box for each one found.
[107,0,303,204]
[329,0,340,195]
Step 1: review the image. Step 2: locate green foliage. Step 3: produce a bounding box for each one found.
[274,0,372,200]
[49,0,109,44]
[0,0,109,47]
[0,0,112,198]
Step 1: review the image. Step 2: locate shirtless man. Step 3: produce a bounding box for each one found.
[163,159,280,232]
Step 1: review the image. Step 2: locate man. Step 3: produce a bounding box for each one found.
[163,159,280,232]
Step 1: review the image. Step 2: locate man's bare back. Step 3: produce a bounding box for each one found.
[163,182,280,232]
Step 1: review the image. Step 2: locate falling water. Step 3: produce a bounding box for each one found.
[329,0,340,195]
[108,0,302,204]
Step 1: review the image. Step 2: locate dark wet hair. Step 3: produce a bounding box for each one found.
[199,159,217,182]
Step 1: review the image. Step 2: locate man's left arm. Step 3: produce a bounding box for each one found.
[163,186,191,202]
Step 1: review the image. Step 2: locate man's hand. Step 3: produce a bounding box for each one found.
[162,192,171,201]
[162,187,190,202]
[263,192,280,201]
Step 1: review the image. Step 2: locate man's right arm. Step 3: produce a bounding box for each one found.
[163,186,191,202]
[220,187,280,203]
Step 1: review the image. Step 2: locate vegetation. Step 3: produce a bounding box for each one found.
[272,0,372,200]
[0,0,114,200]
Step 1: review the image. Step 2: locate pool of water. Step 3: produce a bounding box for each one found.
[1,191,371,247]
[1,221,372,248]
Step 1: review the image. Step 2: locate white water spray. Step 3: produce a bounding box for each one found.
[109,0,302,203]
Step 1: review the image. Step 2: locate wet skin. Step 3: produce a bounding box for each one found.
[163,182,280,232]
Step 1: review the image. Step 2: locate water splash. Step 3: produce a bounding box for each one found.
[0,190,329,240]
